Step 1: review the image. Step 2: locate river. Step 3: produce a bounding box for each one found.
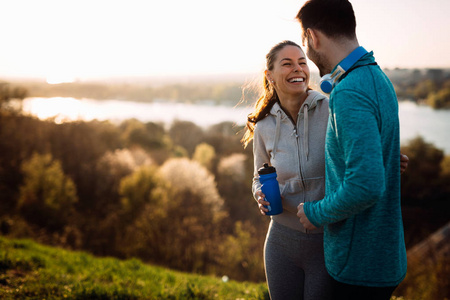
[21,97,450,154]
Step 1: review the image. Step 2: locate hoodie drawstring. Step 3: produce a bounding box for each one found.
[271,102,311,161]
[303,104,309,160]
[271,110,282,160]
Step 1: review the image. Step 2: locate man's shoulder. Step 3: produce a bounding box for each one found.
[332,65,391,99]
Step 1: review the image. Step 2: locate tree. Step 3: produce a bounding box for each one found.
[123,158,227,273]
[18,153,78,230]
[79,148,149,256]
[0,82,28,111]
[120,119,169,150]
[400,136,450,247]
[119,165,160,220]
[192,142,215,170]
[216,153,263,226]
[204,122,248,156]
[158,158,224,213]
[169,121,203,156]
[427,87,450,109]
[401,136,444,205]
[439,155,450,198]
[413,79,437,100]
[216,221,266,282]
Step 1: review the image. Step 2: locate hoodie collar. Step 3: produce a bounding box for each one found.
[269,90,326,117]
[269,90,326,160]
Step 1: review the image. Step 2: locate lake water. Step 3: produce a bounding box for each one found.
[22,97,450,154]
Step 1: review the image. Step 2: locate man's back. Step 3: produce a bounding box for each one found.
[321,51,407,286]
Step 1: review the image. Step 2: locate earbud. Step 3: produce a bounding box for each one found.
[319,65,345,94]
[320,72,339,94]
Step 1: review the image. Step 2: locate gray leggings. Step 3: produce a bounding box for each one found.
[264,221,334,300]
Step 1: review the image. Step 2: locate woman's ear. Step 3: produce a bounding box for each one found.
[265,70,273,83]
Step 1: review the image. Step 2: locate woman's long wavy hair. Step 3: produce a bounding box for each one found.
[241,40,304,148]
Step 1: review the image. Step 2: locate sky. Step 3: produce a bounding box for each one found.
[1,0,449,83]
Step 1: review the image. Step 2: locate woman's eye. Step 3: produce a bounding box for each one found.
[283,63,291,66]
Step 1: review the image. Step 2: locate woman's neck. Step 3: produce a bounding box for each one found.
[278,92,308,123]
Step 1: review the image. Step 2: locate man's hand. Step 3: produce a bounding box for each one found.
[297,203,317,230]
[400,153,409,174]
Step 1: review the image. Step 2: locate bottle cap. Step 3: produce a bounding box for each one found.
[258,163,276,175]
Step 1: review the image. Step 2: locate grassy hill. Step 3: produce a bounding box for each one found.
[0,236,269,299]
[2,234,447,300]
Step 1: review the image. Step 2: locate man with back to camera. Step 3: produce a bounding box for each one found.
[295,0,407,299]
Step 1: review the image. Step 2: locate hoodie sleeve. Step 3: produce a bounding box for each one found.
[304,89,386,227]
[252,123,271,201]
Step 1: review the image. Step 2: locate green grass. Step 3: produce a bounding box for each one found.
[0,236,269,299]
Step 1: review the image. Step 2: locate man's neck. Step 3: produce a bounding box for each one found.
[326,39,360,72]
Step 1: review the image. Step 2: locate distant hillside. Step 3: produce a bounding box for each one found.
[10,79,257,106]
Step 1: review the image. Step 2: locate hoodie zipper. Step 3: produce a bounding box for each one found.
[293,122,308,233]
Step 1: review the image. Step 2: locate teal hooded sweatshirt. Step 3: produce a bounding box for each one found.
[303,49,407,287]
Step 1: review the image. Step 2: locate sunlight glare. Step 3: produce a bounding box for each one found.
[24,97,83,124]
[46,77,76,85]
[46,74,76,85]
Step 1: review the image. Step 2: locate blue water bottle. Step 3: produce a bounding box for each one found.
[258,163,283,215]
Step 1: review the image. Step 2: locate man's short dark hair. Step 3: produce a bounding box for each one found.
[296,0,357,40]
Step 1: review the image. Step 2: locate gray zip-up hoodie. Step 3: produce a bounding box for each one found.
[252,90,329,233]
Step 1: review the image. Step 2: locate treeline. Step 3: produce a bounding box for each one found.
[0,88,449,292]
[0,81,28,103]
[14,79,259,106]
[386,68,450,108]
[7,68,450,109]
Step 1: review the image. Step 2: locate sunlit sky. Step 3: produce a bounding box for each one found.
[1,0,449,83]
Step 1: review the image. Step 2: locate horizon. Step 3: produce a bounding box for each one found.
[3,67,449,86]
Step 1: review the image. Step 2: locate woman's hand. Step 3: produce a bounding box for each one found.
[400,153,409,174]
[255,190,270,215]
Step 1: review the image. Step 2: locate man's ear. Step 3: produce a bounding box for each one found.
[307,28,320,49]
